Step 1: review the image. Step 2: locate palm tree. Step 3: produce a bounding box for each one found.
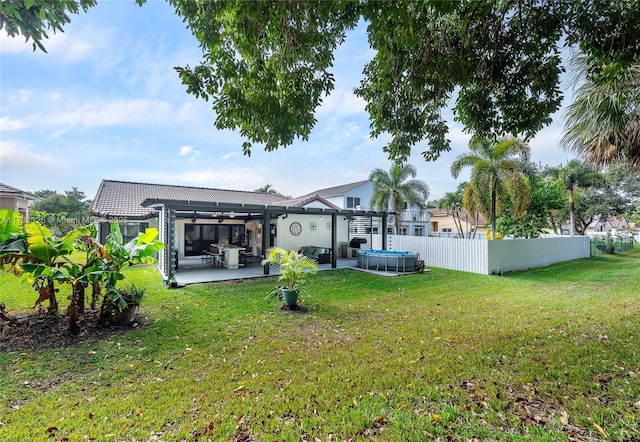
[255,184,278,194]
[369,163,430,234]
[562,56,640,171]
[450,137,531,240]
[438,182,477,239]
[544,160,604,236]
[254,184,289,198]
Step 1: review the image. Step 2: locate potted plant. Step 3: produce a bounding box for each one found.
[103,283,146,324]
[261,247,318,308]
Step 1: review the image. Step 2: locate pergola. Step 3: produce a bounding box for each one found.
[141,198,391,282]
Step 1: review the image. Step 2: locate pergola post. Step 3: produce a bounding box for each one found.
[331,212,337,268]
[382,213,388,250]
[262,210,270,275]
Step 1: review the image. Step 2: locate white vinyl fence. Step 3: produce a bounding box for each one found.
[370,235,591,275]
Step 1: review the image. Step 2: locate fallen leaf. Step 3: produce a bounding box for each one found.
[560,412,569,425]
[592,422,607,438]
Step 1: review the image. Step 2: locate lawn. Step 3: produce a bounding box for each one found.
[1,248,639,441]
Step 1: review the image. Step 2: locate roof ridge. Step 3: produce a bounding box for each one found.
[99,179,287,198]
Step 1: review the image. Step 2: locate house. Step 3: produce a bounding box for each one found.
[91,180,390,281]
[427,208,488,238]
[311,180,432,237]
[0,183,39,222]
[585,216,630,236]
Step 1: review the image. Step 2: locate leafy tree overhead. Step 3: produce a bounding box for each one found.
[451,137,531,240]
[562,55,640,170]
[0,0,96,52]
[4,1,639,163]
[369,163,429,235]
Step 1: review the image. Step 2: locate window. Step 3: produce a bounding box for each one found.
[442,228,452,233]
[399,228,408,235]
[372,227,379,234]
[122,222,149,244]
[346,197,360,208]
[431,221,438,231]
[414,227,423,236]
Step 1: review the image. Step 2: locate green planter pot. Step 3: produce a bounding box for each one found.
[281,288,299,307]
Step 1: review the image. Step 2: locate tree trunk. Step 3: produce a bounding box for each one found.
[452,210,464,238]
[569,189,576,237]
[47,278,58,315]
[548,211,560,234]
[91,280,101,310]
[77,283,86,313]
[394,213,402,235]
[490,186,497,240]
[68,283,81,334]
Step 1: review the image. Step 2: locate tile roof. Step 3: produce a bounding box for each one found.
[311,180,369,198]
[0,183,39,200]
[277,193,341,210]
[92,180,288,219]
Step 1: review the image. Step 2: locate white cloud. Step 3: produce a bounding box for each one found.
[181,167,268,191]
[0,117,29,131]
[0,29,94,61]
[0,141,56,171]
[221,152,239,160]
[27,97,198,130]
[179,146,193,156]
[317,89,367,119]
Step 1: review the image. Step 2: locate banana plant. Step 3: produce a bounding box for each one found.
[94,222,164,321]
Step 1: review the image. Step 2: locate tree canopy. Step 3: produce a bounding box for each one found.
[0,0,96,52]
[562,56,640,171]
[31,188,93,235]
[3,0,639,163]
[451,137,531,240]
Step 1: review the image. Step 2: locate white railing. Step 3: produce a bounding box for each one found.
[370,234,592,275]
[397,210,430,223]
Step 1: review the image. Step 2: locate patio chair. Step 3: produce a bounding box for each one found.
[210,245,223,268]
[240,246,253,267]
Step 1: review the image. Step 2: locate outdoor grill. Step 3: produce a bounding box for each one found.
[349,238,368,248]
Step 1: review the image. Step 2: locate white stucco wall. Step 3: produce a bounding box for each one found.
[275,214,349,253]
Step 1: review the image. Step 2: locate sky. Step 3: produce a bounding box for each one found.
[0,1,577,203]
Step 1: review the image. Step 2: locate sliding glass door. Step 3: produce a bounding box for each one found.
[184,224,245,256]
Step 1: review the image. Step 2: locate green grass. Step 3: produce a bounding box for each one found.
[1,248,639,441]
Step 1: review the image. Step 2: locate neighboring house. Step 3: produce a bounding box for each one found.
[91,180,390,281]
[0,183,40,222]
[585,216,630,236]
[427,209,488,238]
[311,180,432,237]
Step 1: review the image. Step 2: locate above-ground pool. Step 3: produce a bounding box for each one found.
[357,250,420,272]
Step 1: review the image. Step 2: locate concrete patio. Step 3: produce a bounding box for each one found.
[173,255,408,285]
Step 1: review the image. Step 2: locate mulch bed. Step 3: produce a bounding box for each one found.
[0,308,146,352]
